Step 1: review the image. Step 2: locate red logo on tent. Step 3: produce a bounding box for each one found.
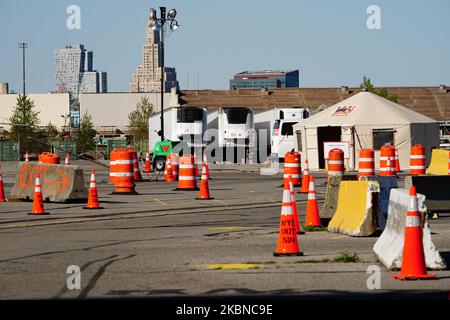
[332,105,356,116]
[163,145,170,152]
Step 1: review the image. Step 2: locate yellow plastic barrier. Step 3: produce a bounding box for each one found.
[327,181,380,236]
[426,149,449,175]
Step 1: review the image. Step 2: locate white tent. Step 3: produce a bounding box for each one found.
[293,92,439,171]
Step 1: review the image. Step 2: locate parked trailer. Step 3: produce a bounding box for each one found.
[254,107,309,160]
[206,107,254,163]
[148,107,207,168]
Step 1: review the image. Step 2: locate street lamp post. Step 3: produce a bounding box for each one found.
[148,7,179,141]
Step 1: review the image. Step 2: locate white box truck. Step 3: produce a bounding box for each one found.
[254,107,309,160]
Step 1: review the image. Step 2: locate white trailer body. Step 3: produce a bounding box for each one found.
[218,107,254,148]
[254,107,309,159]
[148,107,207,153]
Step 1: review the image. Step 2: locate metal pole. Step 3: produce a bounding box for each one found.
[18,42,27,95]
[159,7,166,141]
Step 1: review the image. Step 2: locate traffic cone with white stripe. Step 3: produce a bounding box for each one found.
[305,176,321,227]
[288,175,304,235]
[29,173,48,215]
[83,169,103,210]
[25,151,29,162]
[274,178,303,256]
[64,152,70,165]
[203,153,210,179]
[393,186,436,280]
[300,160,310,193]
[195,162,214,200]
[0,164,7,202]
[144,152,152,173]
[164,155,176,182]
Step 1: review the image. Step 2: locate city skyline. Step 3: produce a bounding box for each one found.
[0,0,449,93]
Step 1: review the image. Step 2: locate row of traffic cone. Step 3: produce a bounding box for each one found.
[26,169,102,215]
[273,174,322,256]
[23,152,72,165]
[274,163,436,281]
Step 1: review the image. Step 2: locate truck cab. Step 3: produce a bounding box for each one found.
[272,108,309,158]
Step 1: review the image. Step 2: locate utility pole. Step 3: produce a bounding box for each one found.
[18,42,27,95]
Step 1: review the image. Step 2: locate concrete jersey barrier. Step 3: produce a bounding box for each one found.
[10,162,88,202]
[320,174,357,223]
[404,175,450,214]
[426,149,449,175]
[327,180,380,236]
[360,175,398,231]
[373,188,446,270]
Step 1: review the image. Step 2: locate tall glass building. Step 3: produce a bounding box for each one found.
[230,70,299,89]
[54,44,107,96]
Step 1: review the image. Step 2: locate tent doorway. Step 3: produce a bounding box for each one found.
[317,126,341,169]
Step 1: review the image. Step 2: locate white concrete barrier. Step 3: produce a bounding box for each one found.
[373,188,447,270]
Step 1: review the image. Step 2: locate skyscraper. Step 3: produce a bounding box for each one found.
[129,14,179,93]
[54,44,107,96]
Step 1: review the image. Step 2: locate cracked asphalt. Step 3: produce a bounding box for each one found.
[0,162,449,299]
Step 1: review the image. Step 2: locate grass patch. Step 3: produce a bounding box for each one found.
[303,226,327,232]
[333,252,361,263]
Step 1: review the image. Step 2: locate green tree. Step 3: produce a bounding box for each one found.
[9,94,40,154]
[43,122,59,144]
[360,76,399,103]
[128,97,154,147]
[359,76,374,92]
[75,111,96,153]
[377,87,398,103]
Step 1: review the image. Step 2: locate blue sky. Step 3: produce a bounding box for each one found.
[0,0,449,93]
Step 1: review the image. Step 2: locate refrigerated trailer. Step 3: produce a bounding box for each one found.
[148,107,207,168]
[207,107,254,148]
[206,107,254,163]
[254,107,309,160]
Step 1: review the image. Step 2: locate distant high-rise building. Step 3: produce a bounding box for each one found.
[230,70,299,89]
[129,13,179,93]
[54,44,107,96]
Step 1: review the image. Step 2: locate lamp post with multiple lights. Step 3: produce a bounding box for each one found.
[148,7,179,141]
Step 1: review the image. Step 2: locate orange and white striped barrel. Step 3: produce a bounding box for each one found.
[283,151,301,186]
[380,145,396,176]
[175,155,199,191]
[357,148,375,180]
[109,148,135,193]
[328,149,344,176]
[409,144,426,175]
[171,153,179,180]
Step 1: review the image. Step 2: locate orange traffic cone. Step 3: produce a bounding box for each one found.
[305,176,321,227]
[164,155,176,182]
[300,160,310,193]
[393,187,436,280]
[83,169,103,210]
[64,152,70,165]
[288,176,304,235]
[395,148,401,173]
[144,152,152,173]
[195,163,214,200]
[203,153,210,179]
[274,178,303,256]
[25,151,29,162]
[29,173,48,215]
[0,164,7,202]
